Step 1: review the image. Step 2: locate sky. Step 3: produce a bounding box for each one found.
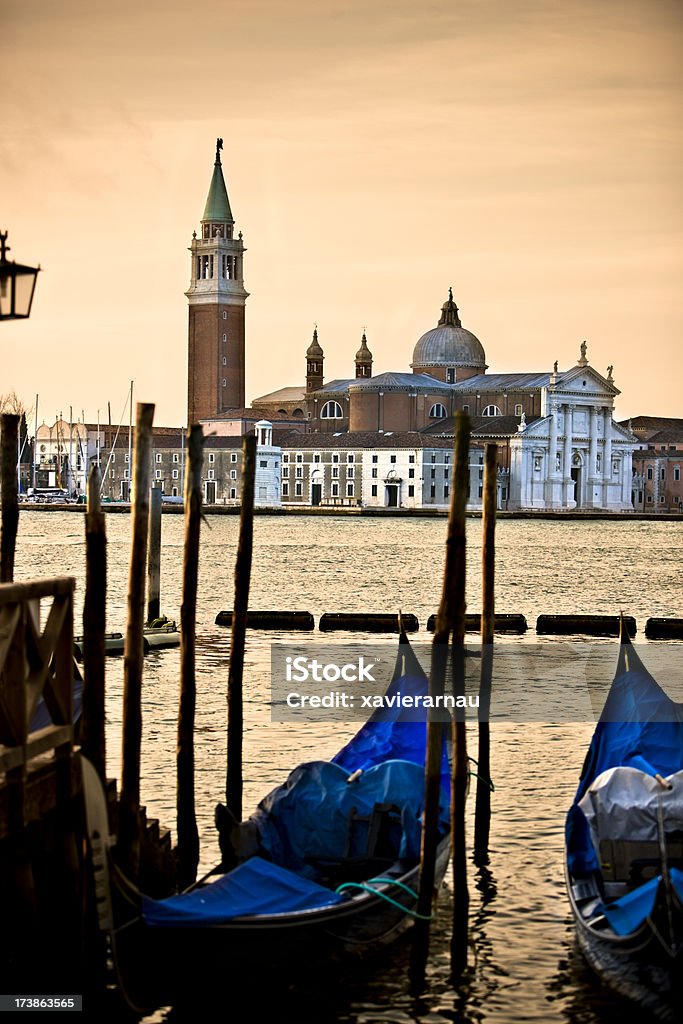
[1,0,682,426]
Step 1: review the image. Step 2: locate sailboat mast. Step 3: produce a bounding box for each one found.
[33,394,38,491]
[69,406,74,497]
[128,380,133,501]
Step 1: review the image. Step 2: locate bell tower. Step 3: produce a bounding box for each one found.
[186,138,248,423]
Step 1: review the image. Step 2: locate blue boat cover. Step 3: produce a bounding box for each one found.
[566,639,683,877]
[142,855,344,926]
[143,634,450,928]
[252,758,449,874]
[600,868,683,937]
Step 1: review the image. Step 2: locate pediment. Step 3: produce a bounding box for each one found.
[555,365,619,397]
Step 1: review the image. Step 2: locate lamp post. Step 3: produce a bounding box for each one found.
[0,231,40,321]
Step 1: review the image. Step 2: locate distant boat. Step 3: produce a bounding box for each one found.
[565,622,683,1020]
[85,631,451,1011]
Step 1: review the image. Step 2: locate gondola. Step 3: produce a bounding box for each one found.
[565,622,683,1020]
[84,631,451,1010]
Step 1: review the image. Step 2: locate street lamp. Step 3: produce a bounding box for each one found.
[0,231,41,321]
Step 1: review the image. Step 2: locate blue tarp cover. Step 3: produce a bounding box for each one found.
[252,758,448,874]
[599,868,683,937]
[142,856,344,927]
[566,640,683,877]
[143,635,449,928]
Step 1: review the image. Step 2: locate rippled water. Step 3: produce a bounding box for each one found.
[13,512,683,1022]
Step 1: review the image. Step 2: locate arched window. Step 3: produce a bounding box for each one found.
[321,401,343,419]
[429,403,447,419]
[482,405,502,417]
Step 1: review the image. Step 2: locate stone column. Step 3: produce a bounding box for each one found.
[588,405,598,507]
[603,407,612,507]
[563,403,573,506]
[622,449,633,506]
[549,399,558,474]
[545,398,558,507]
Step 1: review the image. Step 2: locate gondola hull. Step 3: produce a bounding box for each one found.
[564,627,683,1021]
[113,838,451,1009]
[566,865,683,1022]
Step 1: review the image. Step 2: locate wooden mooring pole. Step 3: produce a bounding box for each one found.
[225,433,256,822]
[409,596,452,983]
[474,443,497,864]
[177,425,203,890]
[450,412,470,979]
[147,484,163,624]
[119,402,154,878]
[1,413,20,583]
[82,466,107,784]
[410,412,471,984]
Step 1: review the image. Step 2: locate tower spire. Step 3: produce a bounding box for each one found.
[202,138,233,226]
[355,331,373,378]
[306,326,324,392]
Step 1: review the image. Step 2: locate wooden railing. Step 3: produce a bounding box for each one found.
[0,577,75,832]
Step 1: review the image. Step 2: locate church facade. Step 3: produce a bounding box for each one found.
[187,141,636,512]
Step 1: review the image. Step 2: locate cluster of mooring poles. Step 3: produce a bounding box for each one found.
[103,405,258,890]
[0,406,258,996]
[410,412,497,985]
[2,404,495,996]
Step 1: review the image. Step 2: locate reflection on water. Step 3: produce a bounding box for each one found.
[13,512,683,1023]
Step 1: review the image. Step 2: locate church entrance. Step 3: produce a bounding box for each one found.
[571,467,581,507]
[386,484,399,508]
[311,483,322,506]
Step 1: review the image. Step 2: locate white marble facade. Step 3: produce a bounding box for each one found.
[507,365,635,511]
[253,421,282,507]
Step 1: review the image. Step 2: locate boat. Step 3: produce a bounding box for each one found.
[85,631,451,1010]
[565,622,683,1019]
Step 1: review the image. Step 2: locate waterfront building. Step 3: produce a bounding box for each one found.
[622,417,683,512]
[278,432,485,510]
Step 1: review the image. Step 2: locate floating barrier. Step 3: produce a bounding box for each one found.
[426,613,528,634]
[215,610,315,630]
[536,614,636,637]
[319,613,419,633]
[644,617,683,640]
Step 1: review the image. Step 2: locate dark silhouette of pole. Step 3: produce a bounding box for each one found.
[450,412,470,979]
[119,402,154,879]
[82,466,107,784]
[474,443,497,864]
[1,414,20,583]
[225,433,256,822]
[177,425,203,890]
[147,485,163,624]
[411,411,471,985]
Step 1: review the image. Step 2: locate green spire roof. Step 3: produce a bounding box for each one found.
[202,138,234,223]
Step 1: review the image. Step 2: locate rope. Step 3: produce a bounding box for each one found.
[334,878,432,920]
[467,755,495,791]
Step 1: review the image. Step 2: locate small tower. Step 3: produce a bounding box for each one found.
[306,327,324,392]
[186,138,249,424]
[355,331,373,378]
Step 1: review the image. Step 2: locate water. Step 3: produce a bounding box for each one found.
[13,513,683,1022]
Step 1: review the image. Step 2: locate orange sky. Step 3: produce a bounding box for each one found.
[2,0,681,426]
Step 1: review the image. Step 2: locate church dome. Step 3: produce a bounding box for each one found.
[411,289,486,371]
